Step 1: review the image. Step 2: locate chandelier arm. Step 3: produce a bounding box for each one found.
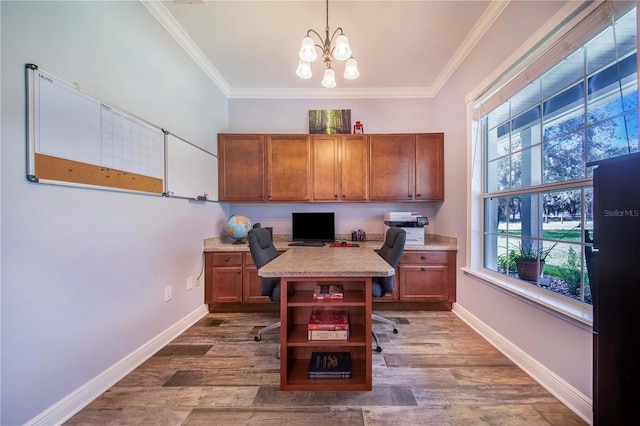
[329,27,345,46]
[305,29,325,51]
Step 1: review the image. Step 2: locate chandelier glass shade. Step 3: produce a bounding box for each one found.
[296,0,359,87]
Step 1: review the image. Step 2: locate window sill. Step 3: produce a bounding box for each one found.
[461,267,593,329]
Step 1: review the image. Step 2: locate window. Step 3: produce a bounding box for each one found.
[471,3,637,314]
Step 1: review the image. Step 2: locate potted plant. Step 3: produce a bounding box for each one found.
[512,225,579,281]
[513,240,552,281]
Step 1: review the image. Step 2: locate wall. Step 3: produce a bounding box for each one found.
[433,0,594,411]
[0,2,228,424]
[228,0,594,416]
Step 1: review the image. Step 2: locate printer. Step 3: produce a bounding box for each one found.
[384,212,429,245]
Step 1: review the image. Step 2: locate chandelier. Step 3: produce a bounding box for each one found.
[295,0,359,88]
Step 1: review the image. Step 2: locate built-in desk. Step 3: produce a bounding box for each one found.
[204,233,457,311]
[259,246,394,391]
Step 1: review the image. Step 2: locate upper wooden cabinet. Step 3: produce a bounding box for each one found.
[369,133,444,202]
[369,134,415,201]
[218,133,443,203]
[266,135,311,201]
[312,134,368,201]
[415,133,444,201]
[218,134,266,201]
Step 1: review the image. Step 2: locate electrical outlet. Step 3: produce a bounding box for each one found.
[187,276,194,291]
[195,275,201,287]
[164,285,172,302]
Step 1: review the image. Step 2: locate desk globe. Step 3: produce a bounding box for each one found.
[226,215,252,244]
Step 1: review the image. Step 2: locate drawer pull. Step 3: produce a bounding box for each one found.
[225,256,230,262]
[421,256,426,260]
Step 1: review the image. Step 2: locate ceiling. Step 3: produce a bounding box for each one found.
[143,1,509,99]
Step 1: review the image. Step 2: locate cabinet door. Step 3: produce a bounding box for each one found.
[212,267,243,302]
[399,265,448,302]
[218,134,265,201]
[267,135,311,201]
[415,133,444,201]
[312,135,340,201]
[369,134,415,201]
[243,252,271,303]
[341,135,368,201]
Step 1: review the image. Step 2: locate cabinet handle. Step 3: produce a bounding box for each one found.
[408,194,412,198]
[421,256,426,260]
[342,194,346,198]
[225,256,230,262]
[422,267,427,271]
[417,193,421,197]
[334,194,338,198]
[237,270,241,274]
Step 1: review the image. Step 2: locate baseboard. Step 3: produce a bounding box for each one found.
[452,303,593,425]
[26,304,209,426]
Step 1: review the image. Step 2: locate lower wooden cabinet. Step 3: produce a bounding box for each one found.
[398,251,456,302]
[374,250,456,305]
[205,251,273,305]
[206,249,456,310]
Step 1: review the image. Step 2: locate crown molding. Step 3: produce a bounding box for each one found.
[432,0,510,96]
[140,0,232,97]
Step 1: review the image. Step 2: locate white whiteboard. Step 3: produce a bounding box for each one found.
[165,133,217,201]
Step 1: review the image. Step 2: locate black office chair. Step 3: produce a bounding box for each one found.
[248,228,281,348]
[372,227,406,352]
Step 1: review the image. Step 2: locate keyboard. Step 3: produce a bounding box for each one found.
[288,241,326,247]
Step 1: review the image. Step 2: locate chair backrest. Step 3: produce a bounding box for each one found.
[372,227,406,297]
[248,228,281,300]
[378,227,406,268]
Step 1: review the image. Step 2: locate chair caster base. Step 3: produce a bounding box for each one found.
[254,335,261,342]
[393,328,399,334]
[376,346,382,353]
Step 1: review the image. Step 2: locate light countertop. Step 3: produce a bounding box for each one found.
[203,233,458,252]
[258,246,395,278]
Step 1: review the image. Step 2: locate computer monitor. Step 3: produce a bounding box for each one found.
[291,212,335,242]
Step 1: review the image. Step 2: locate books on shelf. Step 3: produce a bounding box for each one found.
[308,308,350,331]
[308,352,352,379]
[313,284,344,300]
[308,329,350,340]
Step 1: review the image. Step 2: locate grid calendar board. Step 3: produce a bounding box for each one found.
[26,65,165,194]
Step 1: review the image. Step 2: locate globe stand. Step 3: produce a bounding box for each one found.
[231,237,245,245]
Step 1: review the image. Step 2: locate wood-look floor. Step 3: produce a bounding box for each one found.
[66,311,586,425]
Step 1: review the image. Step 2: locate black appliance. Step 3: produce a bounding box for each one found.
[592,153,640,425]
[291,212,335,243]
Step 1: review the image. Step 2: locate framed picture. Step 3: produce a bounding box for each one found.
[309,109,351,134]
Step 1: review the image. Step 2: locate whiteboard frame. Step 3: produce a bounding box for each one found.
[25,64,165,195]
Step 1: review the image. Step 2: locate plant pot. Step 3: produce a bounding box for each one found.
[515,259,545,281]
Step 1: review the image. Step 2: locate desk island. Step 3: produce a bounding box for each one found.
[259,246,394,391]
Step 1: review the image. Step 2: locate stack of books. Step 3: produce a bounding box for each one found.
[308,352,352,379]
[312,284,344,301]
[307,308,350,340]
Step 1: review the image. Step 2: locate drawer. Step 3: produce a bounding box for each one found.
[401,251,448,264]
[211,252,243,266]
